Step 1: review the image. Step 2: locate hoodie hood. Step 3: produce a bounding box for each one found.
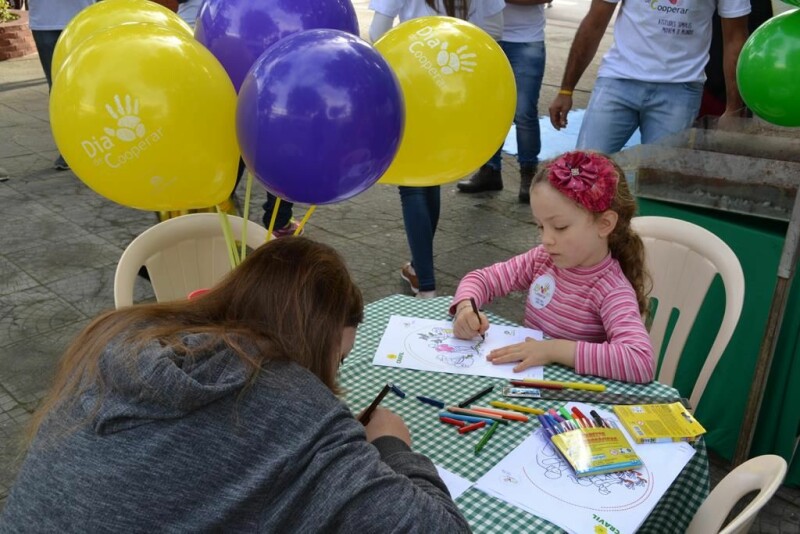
[83,334,251,435]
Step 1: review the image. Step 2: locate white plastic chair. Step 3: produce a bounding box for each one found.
[687,454,787,534]
[114,213,269,308]
[631,216,745,409]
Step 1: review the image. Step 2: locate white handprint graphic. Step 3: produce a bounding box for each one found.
[103,94,146,142]
[436,42,477,75]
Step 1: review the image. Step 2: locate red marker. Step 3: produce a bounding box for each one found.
[440,416,467,427]
[571,406,594,428]
[458,421,486,434]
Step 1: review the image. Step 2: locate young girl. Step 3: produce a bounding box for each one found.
[2,238,469,532]
[451,150,655,384]
[369,0,505,299]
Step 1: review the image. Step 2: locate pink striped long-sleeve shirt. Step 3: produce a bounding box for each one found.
[451,245,655,384]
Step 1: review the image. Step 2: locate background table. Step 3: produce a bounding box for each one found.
[339,295,710,533]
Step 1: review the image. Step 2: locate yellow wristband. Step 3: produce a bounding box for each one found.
[558,89,574,96]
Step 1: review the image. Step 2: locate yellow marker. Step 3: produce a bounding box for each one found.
[521,378,606,392]
[489,401,545,415]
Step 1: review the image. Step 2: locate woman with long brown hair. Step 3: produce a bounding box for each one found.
[0,237,470,532]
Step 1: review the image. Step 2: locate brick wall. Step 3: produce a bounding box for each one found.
[0,10,36,61]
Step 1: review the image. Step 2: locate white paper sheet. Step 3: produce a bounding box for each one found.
[372,315,545,380]
[474,402,696,534]
[435,465,473,500]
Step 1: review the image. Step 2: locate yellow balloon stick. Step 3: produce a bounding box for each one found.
[295,205,317,236]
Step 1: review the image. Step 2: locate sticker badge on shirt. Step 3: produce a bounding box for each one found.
[529,274,556,309]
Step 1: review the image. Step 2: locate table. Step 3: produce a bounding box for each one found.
[339,295,710,534]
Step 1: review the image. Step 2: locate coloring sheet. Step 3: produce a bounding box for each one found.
[372,316,544,380]
[474,402,696,534]
[435,465,473,500]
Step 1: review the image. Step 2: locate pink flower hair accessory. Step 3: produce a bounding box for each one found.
[547,151,619,212]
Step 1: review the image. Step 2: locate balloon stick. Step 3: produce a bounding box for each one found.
[294,205,316,236]
[216,206,240,268]
[266,197,281,242]
[240,171,253,260]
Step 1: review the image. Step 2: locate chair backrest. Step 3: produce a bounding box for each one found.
[686,454,787,534]
[631,216,745,409]
[114,213,269,308]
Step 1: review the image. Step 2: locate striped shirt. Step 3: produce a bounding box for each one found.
[451,246,655,384]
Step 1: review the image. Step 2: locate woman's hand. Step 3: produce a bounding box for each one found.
[487,338,577,372]
[363,408,412,447]
[452,300,489,340]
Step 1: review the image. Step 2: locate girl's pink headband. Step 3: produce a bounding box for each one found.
[546,151,619,212]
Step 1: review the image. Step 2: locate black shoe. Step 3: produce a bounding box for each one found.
[519,164,536,203]
[54,155,69,171]
[457,165,502,193]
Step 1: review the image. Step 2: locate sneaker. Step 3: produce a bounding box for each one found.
[272,218,304,238]
[54,155,69,171]
[416,290,437,299]
[400,262,419,294]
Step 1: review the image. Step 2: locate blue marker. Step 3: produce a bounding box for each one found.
[389,383,406,398]
[416,395,445,409]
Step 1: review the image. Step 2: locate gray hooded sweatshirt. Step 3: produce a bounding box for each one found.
[0,335,471,533]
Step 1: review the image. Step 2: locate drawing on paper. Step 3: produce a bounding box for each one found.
[372,316,545,380]
[414,326,484,368]
[513,430,653,511]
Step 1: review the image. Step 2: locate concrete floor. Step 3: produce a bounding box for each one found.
[1,2,798,531]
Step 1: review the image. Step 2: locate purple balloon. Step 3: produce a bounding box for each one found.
[237,30,404,205]
[196,0,359,92]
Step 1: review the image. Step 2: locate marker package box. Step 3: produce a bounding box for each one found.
[550,427,643,477]
[612,402,706,444]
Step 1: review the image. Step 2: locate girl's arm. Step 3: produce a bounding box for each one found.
[450,248,541,315]
[574,287,655,384]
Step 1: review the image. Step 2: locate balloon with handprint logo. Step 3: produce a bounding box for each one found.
[373,17,516,187]
[50,24,239,211]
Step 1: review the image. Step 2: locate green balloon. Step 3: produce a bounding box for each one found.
[781,0,800,8]
[737,9,800,127]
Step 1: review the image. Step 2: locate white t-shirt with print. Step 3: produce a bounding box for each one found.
[598,0,751,83]
[369,0,505,24]
[501,4,546,43]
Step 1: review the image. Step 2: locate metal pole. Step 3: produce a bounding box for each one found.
[734,190,800,466]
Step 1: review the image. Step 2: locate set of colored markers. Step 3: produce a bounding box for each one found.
[536,405,617,438]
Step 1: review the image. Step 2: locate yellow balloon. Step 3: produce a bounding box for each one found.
[375,17,515,187]
[50,24,238,211]
[52,0,192,80]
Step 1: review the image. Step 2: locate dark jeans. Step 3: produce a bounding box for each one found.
[399,186,441,292]
[32,30,61,89]
[234,159,293,229]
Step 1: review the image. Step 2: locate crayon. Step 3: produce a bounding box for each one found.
[417,395,445,409]
[458,421,486,434]
[474,421,500,454]
[489,401,545,415]
[358,384,391,424]
[440,416,467,427]
[521,379,606,392]
[469,406,529,422]
[469,297,486,341]
[389,383,406,398]
[439,412,502,425]
[446,406,507,423]
[457,385,494,408]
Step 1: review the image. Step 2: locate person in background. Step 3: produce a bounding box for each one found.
[28,0,95,171]
[369,0,506,299]
[0,237,470,532]
[451,151,655,383]
[457,0,548,203]
[549,0,750,154]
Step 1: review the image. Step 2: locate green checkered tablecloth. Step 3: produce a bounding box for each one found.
[339,295,710,534]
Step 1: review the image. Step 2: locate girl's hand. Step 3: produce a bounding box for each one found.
[487,338,577,372]
[452,300,489,340]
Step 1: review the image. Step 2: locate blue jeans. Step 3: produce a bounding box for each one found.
[577,77,704,154]
[32,30,61,89]
[399,186,441,292]
[488,41,545,170]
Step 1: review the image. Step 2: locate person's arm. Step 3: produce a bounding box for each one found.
[450,247,542,316]
[573,286,655,383]
[308,407,471,532]
[548,0,617,129]
[720,15,749,116]
[369,12,395,43]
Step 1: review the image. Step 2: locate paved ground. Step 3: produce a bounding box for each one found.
[1,2,798,531]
